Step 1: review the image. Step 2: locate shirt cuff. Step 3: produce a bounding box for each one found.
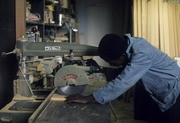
[93,91,106,104]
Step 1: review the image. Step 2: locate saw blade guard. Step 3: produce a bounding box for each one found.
[54,65,90,87]
[54,65,107,95]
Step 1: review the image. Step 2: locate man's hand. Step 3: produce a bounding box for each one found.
[66,94,95,104]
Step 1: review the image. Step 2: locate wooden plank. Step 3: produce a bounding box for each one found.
[29,88,57,123]
[51,94,66,101]
[16,0,26,39]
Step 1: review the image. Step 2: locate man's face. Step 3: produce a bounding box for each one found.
[108,54,127,67]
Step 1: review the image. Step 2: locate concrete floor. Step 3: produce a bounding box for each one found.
[110,99,148,123]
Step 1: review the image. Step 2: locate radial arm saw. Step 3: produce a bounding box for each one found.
[0,39,112,123]
[12,39,107,96]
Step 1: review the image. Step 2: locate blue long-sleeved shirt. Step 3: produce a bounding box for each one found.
[93,34,180,112]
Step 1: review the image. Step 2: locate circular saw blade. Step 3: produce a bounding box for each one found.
[57,85,86,95]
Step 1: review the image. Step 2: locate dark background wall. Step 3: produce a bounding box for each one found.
[0,0,18,109]
[75,0,132,67]
[75,0,132,46]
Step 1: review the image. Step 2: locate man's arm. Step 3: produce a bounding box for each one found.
[93,50,152,104]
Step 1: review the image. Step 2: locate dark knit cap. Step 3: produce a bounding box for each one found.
[98,34,128,61]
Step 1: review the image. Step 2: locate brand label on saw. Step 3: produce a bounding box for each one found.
[62,74,78,80]
[45,46,61,51]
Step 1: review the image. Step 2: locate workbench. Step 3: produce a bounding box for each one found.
[29,89,111,123]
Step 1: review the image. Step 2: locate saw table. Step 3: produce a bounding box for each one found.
[29,89,111,123]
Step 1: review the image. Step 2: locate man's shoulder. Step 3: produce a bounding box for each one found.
[131,38,153,53]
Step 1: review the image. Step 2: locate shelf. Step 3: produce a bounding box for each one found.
[26,21,43,25]
[44,23,61,27]
[26,21,61,27]
[26,0,76,42]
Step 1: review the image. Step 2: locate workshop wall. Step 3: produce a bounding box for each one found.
[133,0,180,58]
[0,0,18,109]
[75,0,132,46]
[75,0,132,67]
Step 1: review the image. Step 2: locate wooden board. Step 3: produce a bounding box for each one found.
[16,0,26,39]
[51,94,66,101]
[34,101,111,123]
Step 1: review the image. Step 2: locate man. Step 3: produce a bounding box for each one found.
[66,34,180,123]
